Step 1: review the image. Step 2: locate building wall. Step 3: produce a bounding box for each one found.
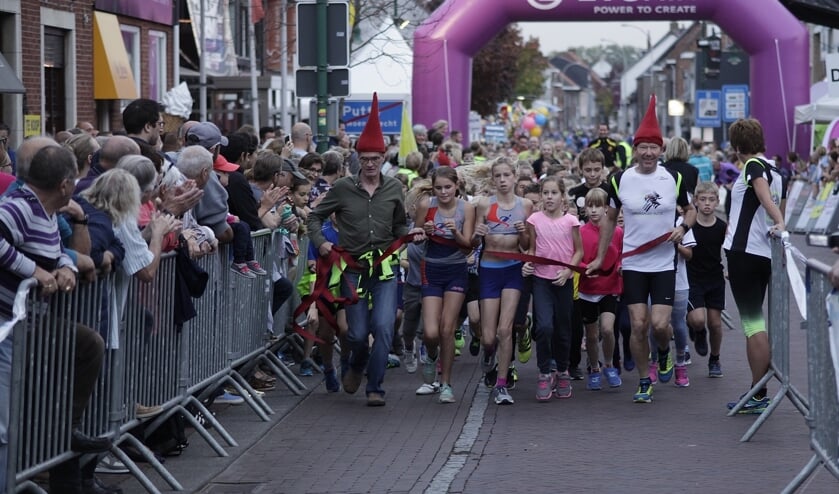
[0,0,174,141]
[107,16,174,132]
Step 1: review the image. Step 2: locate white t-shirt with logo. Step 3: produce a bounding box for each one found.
[608,165,689,273]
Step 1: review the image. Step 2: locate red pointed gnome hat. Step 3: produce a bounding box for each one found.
[634,94,663,147]
[356,92,387,153]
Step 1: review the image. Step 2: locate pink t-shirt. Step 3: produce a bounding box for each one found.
[526,211,580,280]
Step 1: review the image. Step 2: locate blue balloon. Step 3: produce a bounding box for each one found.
[534,113,547,126]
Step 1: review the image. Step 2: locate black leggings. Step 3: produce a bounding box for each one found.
[725,250,771,337]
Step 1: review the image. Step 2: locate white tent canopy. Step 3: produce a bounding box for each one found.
[794,96,839,124]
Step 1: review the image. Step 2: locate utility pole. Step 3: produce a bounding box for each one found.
[316,0,328,153]
[199,0,207,121]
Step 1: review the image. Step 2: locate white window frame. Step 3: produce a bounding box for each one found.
[120,24,141,97]
[148,30,167,102]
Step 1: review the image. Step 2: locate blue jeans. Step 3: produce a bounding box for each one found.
[0,336,12,493]
[532,277,573,375]
[341,272,397,396]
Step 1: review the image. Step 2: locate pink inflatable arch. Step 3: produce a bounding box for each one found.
[412,0,809,156]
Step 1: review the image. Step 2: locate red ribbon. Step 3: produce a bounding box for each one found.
[292,229,673,341]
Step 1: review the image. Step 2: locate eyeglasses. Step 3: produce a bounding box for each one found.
[154,121,165,129]
[636,144,661,153]
[359,156,382,164]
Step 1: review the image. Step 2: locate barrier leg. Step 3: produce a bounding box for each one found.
[219,376,270,422]
[228,370,274,415]
[739,385,786,442]
[112,435,181,492]
[261,352,306,394]
[781,455,821,494]
[184,397,238,448]
[726,369,775,417]
[14,480,47,493]
[721,310,735,330]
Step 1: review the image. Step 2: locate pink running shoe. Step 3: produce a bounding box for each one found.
[648,362,659,385]
[675,364,690,387]
[536,374,552,402]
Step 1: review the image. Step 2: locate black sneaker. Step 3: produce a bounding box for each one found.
[484,365,498,388]
[469,334,480,356]
[569,367,584,380]
[694,329,709,357]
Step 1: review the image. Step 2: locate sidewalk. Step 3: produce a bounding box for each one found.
[111,238,839,493]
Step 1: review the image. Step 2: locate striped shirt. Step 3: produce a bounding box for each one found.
[0,186,75,317]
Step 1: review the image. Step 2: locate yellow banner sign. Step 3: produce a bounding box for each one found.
[24,115,40,138]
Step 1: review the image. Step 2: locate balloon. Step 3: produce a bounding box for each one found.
[536,107,550,116]
[522,116,536,130]
[534,113,547,126]
[530,125,542,137]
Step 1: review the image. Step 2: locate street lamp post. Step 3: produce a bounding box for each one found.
[621,23,652,51]
[602,38,629,133]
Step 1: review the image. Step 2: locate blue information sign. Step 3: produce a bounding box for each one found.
[342,100,402,135]
[722,85,749,123]
[695,90,722,128]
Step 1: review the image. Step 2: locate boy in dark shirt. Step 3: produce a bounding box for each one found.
[686,182,728,378]
[568,148,610,224]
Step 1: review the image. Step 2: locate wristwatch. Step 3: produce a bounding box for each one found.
[70,214,89,226]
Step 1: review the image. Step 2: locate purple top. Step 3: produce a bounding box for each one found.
[715,162,741,186]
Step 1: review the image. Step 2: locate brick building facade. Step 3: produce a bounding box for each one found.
[0,0,174,151]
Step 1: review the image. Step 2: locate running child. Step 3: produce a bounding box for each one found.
[686,182,727,378]
[522,176,582,401]
[578,187,623,391]
[414,167,476,404]
[474,157,533,405]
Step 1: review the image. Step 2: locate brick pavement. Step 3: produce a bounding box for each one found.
[111,237,839,493]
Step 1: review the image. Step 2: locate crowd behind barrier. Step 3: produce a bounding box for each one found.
[4,229,304,494]
[4,225,839,492]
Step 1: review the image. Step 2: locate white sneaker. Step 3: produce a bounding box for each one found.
[402,349,418,374]
[416,381,440,395]
[95,453,129,474]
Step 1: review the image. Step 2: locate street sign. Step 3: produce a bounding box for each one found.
[695,90,721,128]
[296,68,350,97]
[342,100,402,135]
[722,84,749,123]
[484,124,507,143]
[296,2,349,68]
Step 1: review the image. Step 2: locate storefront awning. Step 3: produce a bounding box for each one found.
[0,52,24,94]
[93,11,138,100]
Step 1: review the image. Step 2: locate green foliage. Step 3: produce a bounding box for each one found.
[471,26,524,117]
[514,37,549,105]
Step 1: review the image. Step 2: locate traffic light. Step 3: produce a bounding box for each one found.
[706,35,721,78]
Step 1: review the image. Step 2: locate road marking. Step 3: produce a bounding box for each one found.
[425,385,490,493]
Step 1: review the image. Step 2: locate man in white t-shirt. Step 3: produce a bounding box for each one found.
[586,95,696,404]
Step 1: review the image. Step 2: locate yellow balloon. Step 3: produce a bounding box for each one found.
[530,126,542,137]
[537,107,550,116]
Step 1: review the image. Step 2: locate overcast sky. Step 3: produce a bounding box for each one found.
[519,21,679,55]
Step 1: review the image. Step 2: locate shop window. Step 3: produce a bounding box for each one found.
[121,25,141,97]
[44,26,66,136]
[149,31,167,101]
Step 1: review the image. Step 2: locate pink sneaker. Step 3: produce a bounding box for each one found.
[648,362,659,384]
[675,364,690,387]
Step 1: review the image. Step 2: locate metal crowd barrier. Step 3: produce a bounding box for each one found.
[727,235,809,441]
[783,258,839,493]
[7,227,298,493]
[6,280,76,494]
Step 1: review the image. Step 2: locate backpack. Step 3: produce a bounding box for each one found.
[141,413,189,457]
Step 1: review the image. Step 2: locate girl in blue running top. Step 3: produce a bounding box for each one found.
[414,167,475,404]
[474,158,532,405]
